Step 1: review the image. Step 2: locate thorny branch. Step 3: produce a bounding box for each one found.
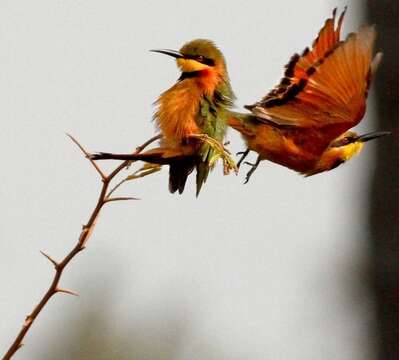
[2,134,161,360]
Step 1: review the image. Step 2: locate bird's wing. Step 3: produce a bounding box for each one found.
[248,8,346,113]
[246,9,381,136]
[292,8,347,79]
[194,95,227,195]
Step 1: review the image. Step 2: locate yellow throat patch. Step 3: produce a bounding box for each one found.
[177,58,210,72]
[341,142,364,161]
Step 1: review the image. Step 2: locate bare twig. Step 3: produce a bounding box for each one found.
[106,177,128,198]
[66,133,107,181]
[107,163,162,198]
[56,288,79,297]
[39,251,59,269]
[2,134,161,360]
[135,134,162,153]
[104,196,140,203]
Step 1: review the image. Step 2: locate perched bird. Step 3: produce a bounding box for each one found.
[92,39,236,195]
[228,8,389,182]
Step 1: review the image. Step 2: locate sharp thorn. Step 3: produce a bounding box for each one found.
[24,316,33,326]
[40,251,59,268]
[56,288,79,297]
[104,196,140,203]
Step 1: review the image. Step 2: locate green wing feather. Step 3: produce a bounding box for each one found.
[195,80,235,196]
[196,97,224,195]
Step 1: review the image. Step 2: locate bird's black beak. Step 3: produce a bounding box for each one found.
[150,49,184,59]
[357,131,391,142]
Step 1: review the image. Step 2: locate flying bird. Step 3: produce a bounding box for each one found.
[228,8,389,182]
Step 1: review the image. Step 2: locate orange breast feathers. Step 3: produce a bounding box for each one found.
[196,67,223,94]
[154,80,202,147]
[228,117,318,172]
[245,126,315,171]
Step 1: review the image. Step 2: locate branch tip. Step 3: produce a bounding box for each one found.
[67,133,108,180]
[104,196,140,203]
[56,288,79,297]
[40,251,59,269]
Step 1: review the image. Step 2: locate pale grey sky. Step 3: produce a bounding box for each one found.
[0,1,379,359]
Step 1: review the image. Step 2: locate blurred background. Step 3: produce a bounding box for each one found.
[0,0,397,359]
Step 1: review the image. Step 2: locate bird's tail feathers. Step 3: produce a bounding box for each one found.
[169,157,196,194]
[195,141,218,196]
[90,148,187,165]
[195,160,210,197]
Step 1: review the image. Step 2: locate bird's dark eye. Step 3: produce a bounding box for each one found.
[189,55,215,66]
[331,137,351,147]
[339,137,351,146]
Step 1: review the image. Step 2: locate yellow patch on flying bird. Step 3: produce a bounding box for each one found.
[341,142,364,160]
[177,58,211,72]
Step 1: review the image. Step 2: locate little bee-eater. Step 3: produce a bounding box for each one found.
[92,39,236,195]
[229,8,389,182]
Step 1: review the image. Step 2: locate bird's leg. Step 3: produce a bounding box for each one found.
[243,156,261,184]
[236,148,250,168]
[188,134,238,175]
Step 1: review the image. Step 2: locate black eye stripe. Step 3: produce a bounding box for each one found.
[183,54,215,66]
[331,137,354,147]
[203,58,215,66]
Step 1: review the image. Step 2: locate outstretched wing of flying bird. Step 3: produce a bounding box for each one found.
[246,8,382,144]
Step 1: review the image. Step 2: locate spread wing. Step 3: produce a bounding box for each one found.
[261,7,347,103]
[246,9,381,142]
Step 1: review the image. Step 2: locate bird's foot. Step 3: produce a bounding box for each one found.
[243,157,261,184]
[236,149,250,168]
[189,134,238,175]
